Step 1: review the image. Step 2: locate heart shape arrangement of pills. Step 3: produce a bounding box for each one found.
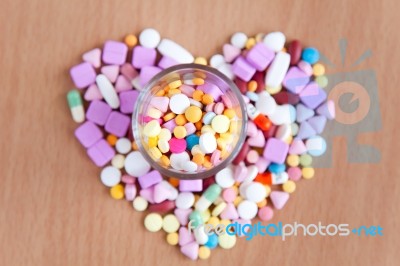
[68,28,335,260]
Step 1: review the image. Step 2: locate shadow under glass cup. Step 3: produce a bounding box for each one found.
[133,64,247,180]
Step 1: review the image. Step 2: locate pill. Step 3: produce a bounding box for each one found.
[100,166,121,187]
[263,31,286,52]
[194,225,209,244]
[195,184,222,212]
[218,234,236,249]
[124,151,151,176]
[139,28,161,48]
[176,192,195,209]
[185,106,202,123]
[215,166,235,188]
[162,214,180,233]
[143,120,162,137]
[96,74,120,108]
[211,115,230,134]
[144,213,163,232]
[67,90,85,123]
[198,246,211,259]
[110,184,124,199]
[230,32,248,49]
[157,39,194,63]
[265,52,290,88]
[199,132,217,154]
[115,138,132,154]
[237,200,258,219]
[169,93,191,114]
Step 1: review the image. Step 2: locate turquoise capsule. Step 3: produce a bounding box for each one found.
[195,184,222,212]
[189,210,203,228]
[67,89,85,123]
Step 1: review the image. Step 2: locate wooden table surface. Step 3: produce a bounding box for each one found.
[1,0,399,265]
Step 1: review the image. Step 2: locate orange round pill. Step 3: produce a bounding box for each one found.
[192,90,204,101]
[192,153,205,165]
[107,134,118,146]
[193,78,205,85]
[124,34,137,47]
[184,106,202,123]
[202,94,214,105]
[163,112,176,122]
[248,80,257,92]
[175,114,187,126]
[160,155,170,167]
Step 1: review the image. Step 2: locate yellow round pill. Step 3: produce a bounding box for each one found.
[256,198,267,208]
[173,126,187,139]
[124,34,137,47]
[194,57,207,65]
[283,180,296,193]
[192,90,204,101]
[163,112,176,122]
[198,246,211,260]
[302,167,315,179]
[312,63,325,76]
[287,154,300,167]
[207,216,220,227]
[223,108,236,119]
[168,80,182,90]
[160,155,170,167]
[184,106,202,123]
[218,233,236,249]
[245,38,256,49]
[144,213,163,232]
[110,184,124,200]
[192,77,205,85]
[166,232,179,245]
[143,120,161,137]
[162,214,180,233]
[211,115,230,133]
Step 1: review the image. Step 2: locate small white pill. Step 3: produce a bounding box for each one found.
[139,28,161,48]
[199,132,217,154]
[210,54,225,68]
[169,94,190,114]
[100,166,121,187]
[237,200,258,220]
[181,161,198,172]
[263,31,286,52]
[175,192,195,209]
[230,32,248,49]
[244,182,267,202]
[170,152,190,170]
[125,151,151,176]
[215,165,235,188]
[115,138,132,154]
[133,196,148,211]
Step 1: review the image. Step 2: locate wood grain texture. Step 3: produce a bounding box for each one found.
[1,0,399,265]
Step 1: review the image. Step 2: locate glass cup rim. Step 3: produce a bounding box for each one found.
[133,63,248,180]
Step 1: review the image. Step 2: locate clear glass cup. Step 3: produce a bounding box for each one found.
[133,64,247,180]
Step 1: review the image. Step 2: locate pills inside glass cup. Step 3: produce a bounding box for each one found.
[133,65,247,178]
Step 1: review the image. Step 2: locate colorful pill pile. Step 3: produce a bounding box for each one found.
[67,28,335,260]
[136,67,245,174]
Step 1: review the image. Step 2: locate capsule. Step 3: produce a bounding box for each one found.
[195,184,222,212]
[67,90,85,123]
[246,103,271,131]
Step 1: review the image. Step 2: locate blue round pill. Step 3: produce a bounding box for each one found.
[185,134,199,151]
[204,233,218,249]
[268,163,286,174]
[301,47,320,65]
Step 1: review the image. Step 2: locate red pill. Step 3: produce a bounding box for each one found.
[288,40,302,65]
[253,71,265,93]
[235,78,247,94]
[232,141,249,165]
[254,172,272,185]
[273,91,300,105]
[148,200,176,214]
